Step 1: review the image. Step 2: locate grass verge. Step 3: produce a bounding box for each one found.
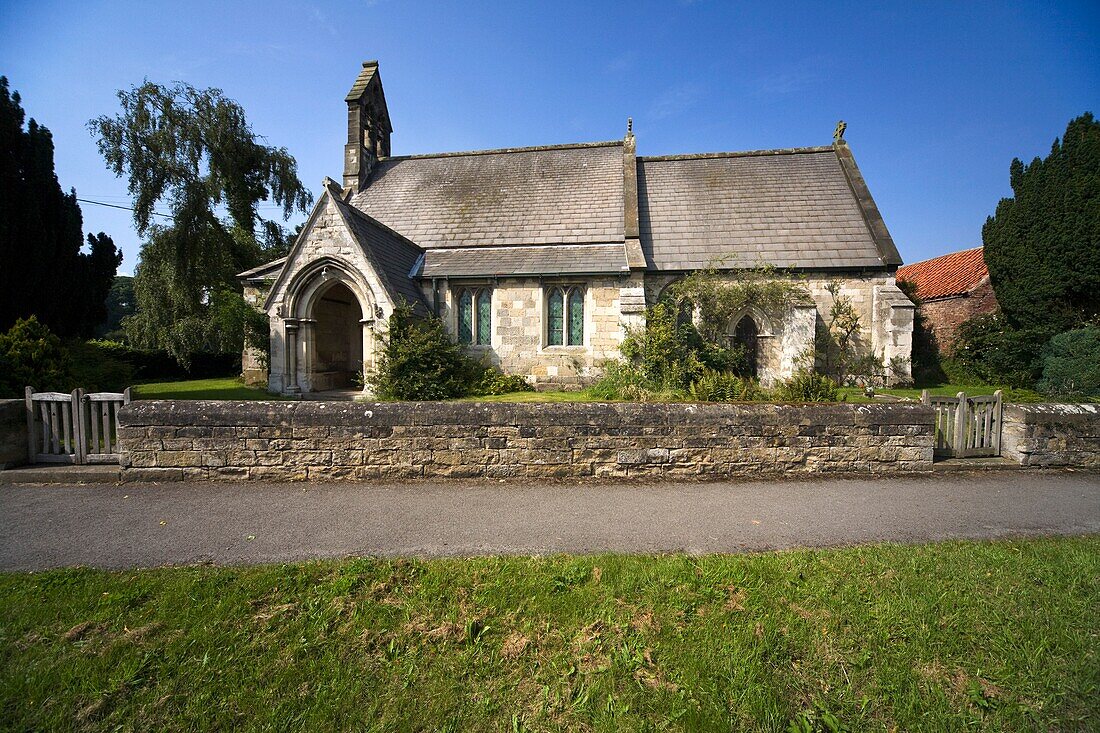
[1,538,1097,731]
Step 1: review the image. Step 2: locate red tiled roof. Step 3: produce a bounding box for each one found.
[897,246,989,301]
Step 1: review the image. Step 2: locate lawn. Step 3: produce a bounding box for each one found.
[132,378,282,401]
[130,377,1053,405]
[837,383,1047,403]
[1,538,1096,731]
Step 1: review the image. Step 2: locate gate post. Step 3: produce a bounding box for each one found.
[24,386,35,464]
[74,388,87,465]
[953,391,967,457]
[992,389,1003,456]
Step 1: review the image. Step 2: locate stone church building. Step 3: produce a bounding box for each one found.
[240,61,914,395]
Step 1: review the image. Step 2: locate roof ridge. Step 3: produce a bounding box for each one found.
[382,140,623,161]
[898,246,984,270]
[639,145,835,162]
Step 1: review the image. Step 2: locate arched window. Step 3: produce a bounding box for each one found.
[546,285,584,346]
[733,315,759,377]
[457,287,492,345]
[675,298,695,328]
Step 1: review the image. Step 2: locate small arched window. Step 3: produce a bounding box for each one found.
[733,315,759,377]
[675,298,695,328]
[546,285,584,346]
[457,287,492,345]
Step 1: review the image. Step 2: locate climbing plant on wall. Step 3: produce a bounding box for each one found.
[666,266,812,343]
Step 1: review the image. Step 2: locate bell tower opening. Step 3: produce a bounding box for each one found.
[343,60,393,191]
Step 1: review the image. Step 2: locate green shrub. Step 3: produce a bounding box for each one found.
[369,304,474,400]
[950,314,1048,388]
[369,303,533,400]
[0,316,72,397]
[469,369,534,396]
[67,340,137,392]
[776,371,839,402]
[587,360,681,402]
[81,339,238,381]
[687,370,768,402]
[1038,326,1100,398]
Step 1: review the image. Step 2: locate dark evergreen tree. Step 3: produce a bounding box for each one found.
[983,113,1100,332]
[0,77,120,337]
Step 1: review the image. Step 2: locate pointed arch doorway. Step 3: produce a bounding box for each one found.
[308,280,364,391]
[732,315,759,378]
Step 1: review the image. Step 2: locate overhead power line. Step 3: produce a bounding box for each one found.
[74,195,173,217]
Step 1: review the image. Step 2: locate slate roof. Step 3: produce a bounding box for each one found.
[418,244,629,278]
[334,199,426,309]
[349,142,625,249]
[896,246,988,301]
[237,257,286,282]
[638,147,892,271]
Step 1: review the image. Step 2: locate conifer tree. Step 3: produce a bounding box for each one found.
[0,77,121,337]
[983,113,1100,332]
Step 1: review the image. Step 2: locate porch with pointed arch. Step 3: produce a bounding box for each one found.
[280,259,378,395]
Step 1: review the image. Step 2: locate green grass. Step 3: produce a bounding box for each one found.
[128,377,1056,405]
[457,390,597,403]
[132,378,282,401]
[838,383,1048,404]
[2,538,1097,731]
[463,382,1047,405]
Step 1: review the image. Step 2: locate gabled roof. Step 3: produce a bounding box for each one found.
[237,257,286,282]
[349,141,625,249]
[637,144,899,271]
[897,246,989,301]
[334,199,426,309]
[257,180,427,313]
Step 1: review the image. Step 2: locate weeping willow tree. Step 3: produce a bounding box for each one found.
[89,81,312,365]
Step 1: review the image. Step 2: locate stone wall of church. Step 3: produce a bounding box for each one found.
[430,276,632,388]
[642,271,913,385]
[242,283,271,386]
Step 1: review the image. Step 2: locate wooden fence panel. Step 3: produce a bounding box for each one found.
[24,386,131,465]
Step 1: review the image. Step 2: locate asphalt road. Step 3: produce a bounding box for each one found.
[1,472,1098,571]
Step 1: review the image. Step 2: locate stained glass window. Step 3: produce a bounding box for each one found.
[458,290,473,344]
[547,289,564,346]
[567,288,584,345]
[476,289,491,345]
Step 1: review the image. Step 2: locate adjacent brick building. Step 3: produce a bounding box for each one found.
[241,61,914,393]
[896,246,999,353]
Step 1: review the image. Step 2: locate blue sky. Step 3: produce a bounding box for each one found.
[2,1,1097,274]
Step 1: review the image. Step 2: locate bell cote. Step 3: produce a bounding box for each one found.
[343,60,392,191]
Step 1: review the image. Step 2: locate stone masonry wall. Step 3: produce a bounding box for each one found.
[118,400,934,482]
[430,276,627,388]
[1001,403,1100,468]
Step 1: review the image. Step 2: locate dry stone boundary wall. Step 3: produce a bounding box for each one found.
[117,400,935,482]
[1001,404,1100,468]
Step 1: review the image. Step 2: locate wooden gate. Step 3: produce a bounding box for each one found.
[25,387,132,465]
[921,390,1002,458]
